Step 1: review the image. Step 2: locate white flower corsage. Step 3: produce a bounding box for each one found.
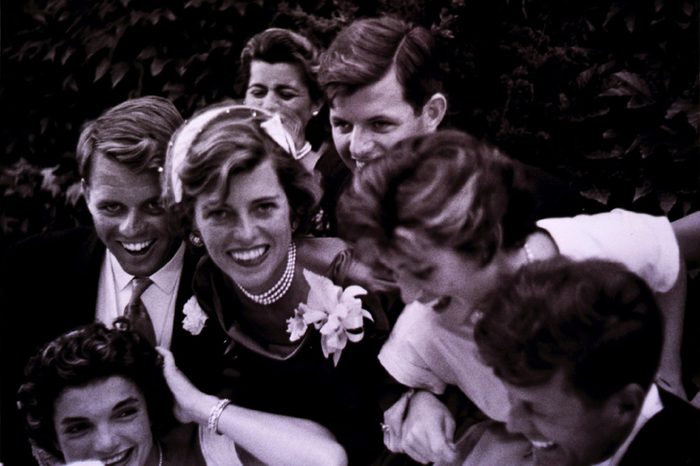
[286,269,373,366]
[182,296,208,335]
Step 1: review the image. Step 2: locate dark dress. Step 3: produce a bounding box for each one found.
[192,245,390,465]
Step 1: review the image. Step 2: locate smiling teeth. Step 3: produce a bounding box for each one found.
[122,240,153,252]
[531,440,556,449]
[103,448,130,465]
[230,247,266,261]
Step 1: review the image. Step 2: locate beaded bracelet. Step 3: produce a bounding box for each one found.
[207,398,231,435]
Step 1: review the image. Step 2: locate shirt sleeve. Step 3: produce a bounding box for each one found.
[538,208,680,293]
[378,302,447,395]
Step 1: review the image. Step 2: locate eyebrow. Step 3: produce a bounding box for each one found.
[201,193,281,208]
[251,194,282,204]
[248,82,300,91]
[58,397,139,425]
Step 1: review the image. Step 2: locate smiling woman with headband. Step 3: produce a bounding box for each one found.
[163,102,392,464]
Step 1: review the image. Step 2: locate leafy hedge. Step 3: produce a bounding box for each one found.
[2,0,698,248]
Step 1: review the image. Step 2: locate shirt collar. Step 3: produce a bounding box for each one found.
[108,242,185,293]
[592,384,663,466]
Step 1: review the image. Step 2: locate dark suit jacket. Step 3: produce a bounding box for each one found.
[619,387,700,466]
[0,227,225,465]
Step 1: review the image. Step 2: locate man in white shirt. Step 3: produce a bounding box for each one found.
[1,96,223,465]
[473,257,700,466]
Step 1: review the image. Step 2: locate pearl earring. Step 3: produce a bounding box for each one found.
[189,232,204,248]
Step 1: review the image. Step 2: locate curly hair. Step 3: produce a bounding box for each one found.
[338,129,537,272]
[17,322,175,460]
[474,258,663,405]
[76,96,183,182]
[167,103,321,236]
[319,16,444,113]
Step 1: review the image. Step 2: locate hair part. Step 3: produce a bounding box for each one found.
[319,16,443,113]
[17,323,175,460]
[76,96,183,183]
[338,129,537,274]
[474,258,664,405]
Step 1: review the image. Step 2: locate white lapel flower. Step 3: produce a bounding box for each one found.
[286,269,373,366]
[182,296,208,335]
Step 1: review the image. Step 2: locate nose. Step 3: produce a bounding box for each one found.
[93,423,119,453]
[234,215,257,243]
[505,401,532,435]
[119,210,145,236]
[348,127,374,160]
[261,93,282,113]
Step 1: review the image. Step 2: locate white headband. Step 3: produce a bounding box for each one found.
[166,104,299,203]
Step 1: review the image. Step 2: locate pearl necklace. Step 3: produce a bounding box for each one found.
[236,242,296,305]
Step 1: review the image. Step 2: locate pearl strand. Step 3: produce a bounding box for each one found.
[236,242,296,305]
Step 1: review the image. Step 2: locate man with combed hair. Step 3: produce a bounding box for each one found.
[319,16,448,171]
[474,258,700,466]
[319,16,584,212]
[0,96,222,464]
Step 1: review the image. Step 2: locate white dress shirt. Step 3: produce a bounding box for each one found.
[96,243,185,349]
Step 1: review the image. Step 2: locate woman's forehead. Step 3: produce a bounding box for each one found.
[54,376,143,417]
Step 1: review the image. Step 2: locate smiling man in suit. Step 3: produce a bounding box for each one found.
[1,96,222,464]
[474,257,700,466]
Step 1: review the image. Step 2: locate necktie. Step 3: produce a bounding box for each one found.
[124,277,157,346]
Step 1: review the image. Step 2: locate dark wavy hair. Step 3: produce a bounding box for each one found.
[169,103,321,236]
[338,129,537,272]
[474,258,663,405]
[76,96,183,182]
[319,16,443,113]
[17,322,175,460]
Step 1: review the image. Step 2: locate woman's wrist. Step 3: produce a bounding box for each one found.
[206,398,232,434]
[191,394,220,425]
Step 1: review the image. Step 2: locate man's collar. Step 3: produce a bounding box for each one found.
[108,242,185,293]
[593,384,663,466]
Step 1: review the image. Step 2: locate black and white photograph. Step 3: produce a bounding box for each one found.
[1,1,699,465]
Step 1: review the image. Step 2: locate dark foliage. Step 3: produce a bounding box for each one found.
[1,0,698,249]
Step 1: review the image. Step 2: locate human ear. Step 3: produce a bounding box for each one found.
[610,383,646,426]
[421,93,448,131]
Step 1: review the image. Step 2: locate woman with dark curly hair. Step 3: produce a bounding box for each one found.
[17,322,347,466]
